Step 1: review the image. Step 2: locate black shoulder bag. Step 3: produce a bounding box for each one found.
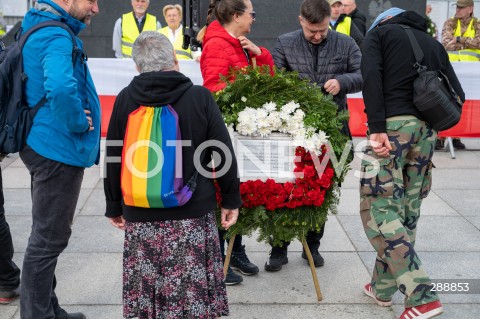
[400,25,463,131]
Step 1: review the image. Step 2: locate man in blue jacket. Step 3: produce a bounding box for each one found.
[20,1,100,318]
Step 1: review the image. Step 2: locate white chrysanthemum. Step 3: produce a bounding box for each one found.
[258,127,273,137]
[256,108,268,119]
[257,116,271,129]
[279,111,291,121]
[293,109,305,121]
[241,96,247,103]
[236,122,257,136]
[281,101,300,114]
[315,130,329,145]
[262,101,277,112]
[266,111,282,130]
[237,107,255,125]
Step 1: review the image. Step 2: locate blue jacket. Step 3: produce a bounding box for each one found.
[22,0,100,167]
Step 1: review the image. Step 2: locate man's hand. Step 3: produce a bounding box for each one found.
[84,109,94,131]
[369,133,392,157]
[324,79,341,95]
[108,216,126,230]
[221,208,239,230]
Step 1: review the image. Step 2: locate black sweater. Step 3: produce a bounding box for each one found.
[104,71,242,222]
[361,11,465,133]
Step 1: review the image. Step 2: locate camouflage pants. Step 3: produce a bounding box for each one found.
[359,116,439,308]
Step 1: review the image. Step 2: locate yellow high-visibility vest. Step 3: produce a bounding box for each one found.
[448,18,480,62]
[121,12,157,58]
[158,26,192,60]
[329,16,352,36]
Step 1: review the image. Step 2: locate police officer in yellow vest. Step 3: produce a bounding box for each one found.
[158,4,201,61]
[437,0,479,150]
[112,0,161,58]
[327,0,363,47]
[442,0,480,62]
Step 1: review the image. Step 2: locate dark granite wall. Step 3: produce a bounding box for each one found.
[82,0,426,58]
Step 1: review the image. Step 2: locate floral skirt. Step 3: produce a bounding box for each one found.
[123,211,229,319]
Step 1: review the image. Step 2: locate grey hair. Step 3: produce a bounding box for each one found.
[132,31,175,73]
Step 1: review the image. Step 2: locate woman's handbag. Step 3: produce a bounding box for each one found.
[401,25,463,131]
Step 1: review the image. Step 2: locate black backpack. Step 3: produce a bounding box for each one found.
[0,20,80,155]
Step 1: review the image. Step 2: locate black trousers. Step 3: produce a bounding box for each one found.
[270,223,325,254]
[19,146,84,319]
[0,168,21,291]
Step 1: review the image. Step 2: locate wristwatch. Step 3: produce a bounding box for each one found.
[456,36,461,43]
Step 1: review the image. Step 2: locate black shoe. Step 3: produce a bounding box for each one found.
[264,249,288,272]
[301,250,325,267]
[0,287,19,304]
[54,307,86,319]
[230,245,259,275]
[224,266,243,286]
[452,138,466,150]
[435,139,444,150]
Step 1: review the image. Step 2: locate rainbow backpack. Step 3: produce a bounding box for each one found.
[121,105,198,208]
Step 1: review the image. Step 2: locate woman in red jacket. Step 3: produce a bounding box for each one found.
[197,0,274,285]
[198,0,274,92]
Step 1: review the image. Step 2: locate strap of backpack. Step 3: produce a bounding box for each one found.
[399,24,427,74]
[20,20,82,114]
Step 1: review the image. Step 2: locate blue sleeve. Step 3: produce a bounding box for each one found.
[41,30,90,133]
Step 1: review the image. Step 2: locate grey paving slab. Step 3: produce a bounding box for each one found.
[78,188,106,216]
[432,149,480,169]
[8,216,31,253]
[228,304,397,319]
[227,252,371,305]
[0,306,17,319]
[2,168,31,189]
[433,190,480,217]
[430,169,480,190]
[65,216,124,253]
[337,189,360,216]
[414,216,480,251]
[54,253,123,305]
[336,215,375,252]
[466,216,480,230]
[81,167,102,189]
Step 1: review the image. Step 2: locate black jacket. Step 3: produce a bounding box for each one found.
[273,29,362,111]
[330,13,364,47]
[104,71,242,222]
[361,11,465,133]
[349,9,367,36]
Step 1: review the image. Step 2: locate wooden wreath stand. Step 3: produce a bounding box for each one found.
[223,235,323,302]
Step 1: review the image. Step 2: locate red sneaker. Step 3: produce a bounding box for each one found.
[363,283,392,307]
[399,300,443,319]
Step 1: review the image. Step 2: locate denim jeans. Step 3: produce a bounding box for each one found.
[0,169,21,291]
[19,146,85,319]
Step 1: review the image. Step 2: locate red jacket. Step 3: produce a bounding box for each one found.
[200,20,274,92]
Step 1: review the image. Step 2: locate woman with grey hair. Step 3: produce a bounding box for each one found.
[104,31,241,319]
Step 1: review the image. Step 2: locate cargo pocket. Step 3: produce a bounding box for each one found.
[360,156,394,197]
[419,161,434,199]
